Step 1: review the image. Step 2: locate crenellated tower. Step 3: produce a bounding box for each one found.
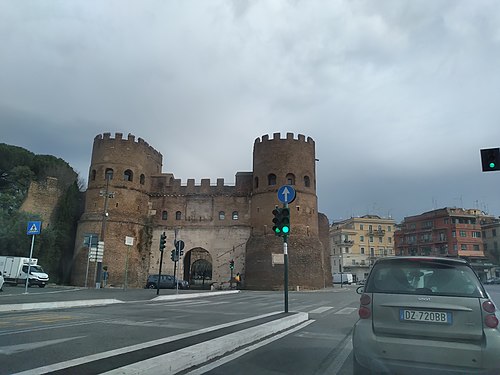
[72,132,162,287]
[245,133,329,290]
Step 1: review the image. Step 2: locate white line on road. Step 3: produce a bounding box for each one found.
[335,307,357,314]
[308,306,334,314]
[183,320,315,375]
[322,336,353,374]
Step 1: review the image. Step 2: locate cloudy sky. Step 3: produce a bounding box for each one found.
[2,0,500,223]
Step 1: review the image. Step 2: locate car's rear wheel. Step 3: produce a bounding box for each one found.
[39,284,45,288]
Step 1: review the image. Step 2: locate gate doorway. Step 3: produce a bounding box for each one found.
[184,248,212,289]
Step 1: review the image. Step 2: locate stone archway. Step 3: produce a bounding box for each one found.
[183,247,212,289]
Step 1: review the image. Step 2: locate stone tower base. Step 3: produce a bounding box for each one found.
[244,235,327,290]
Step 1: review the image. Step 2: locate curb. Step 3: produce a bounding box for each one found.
[0,299,124,312]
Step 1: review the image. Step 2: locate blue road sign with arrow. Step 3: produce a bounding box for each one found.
[277,185,296,204]
[27,221,42,235]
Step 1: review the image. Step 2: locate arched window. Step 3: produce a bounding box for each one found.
[124,169,133,182]
[91,170,96,181]
[219,211,225,220]
[254,177,259,189]
[105,168,114,180]
[232,211,239,220]
[286,173,295,185]
[140,174,145,185]
[176,211,182,220]
[304,175,311,187]
[162,211,168,220]
[268,174,277,186]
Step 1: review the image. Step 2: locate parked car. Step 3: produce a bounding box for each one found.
[145,274,189,289]
[484,277,500,285]
[353,256,500,375]
[0,273,4,291]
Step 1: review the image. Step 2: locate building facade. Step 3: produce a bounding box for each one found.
[71,132,332,290]
[394,207,495,280]
[330,215,396,283]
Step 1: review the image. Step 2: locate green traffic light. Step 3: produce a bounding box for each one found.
[282,226,289,234]
[490,162,496,169]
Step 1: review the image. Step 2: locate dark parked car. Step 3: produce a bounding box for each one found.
[353,257,500,375]
[145,274,189,289]
[484,277,500,285]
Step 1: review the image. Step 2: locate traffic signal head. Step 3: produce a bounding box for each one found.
[272,208,282,236]
[159,232,167,251]
[481,148,500,172]
[281,207,290,235]
[230,260,234,270]
[171,249,176,261]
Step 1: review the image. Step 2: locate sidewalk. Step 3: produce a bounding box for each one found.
[0,285,239,312]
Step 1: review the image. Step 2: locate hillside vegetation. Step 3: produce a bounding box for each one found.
[0,143,84,284]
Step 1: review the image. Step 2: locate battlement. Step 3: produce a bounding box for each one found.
[150,172,252,196]
[94,132,163,161]
[254,132,314,146]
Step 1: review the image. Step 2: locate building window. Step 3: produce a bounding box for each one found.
[472,231,481,238]
[304,175,310,187]
[286,173,295,185]
[461,244,467,250]
[254,177,259,189]
[124,169,133,182]
[175,211,181,220]
[360,224,364,230]
[219,211,225,220]
[161,211,168,220]
[493,229,497,237]
[378,237,383,243]
[387,226,392,232]
[460,230,467,237]
[444,218,449,224]
[369,225,373,232]
[105,168,114,180]
[370,236,374,242]
[361,247,365,254]
[388,237,392,243]
[232,211,239,220]
[360,235,364,242]
[352,259,356,265]
[473,244,480,251]
[91,170,96,181]
[268,174,277,186]
[452,231,456,238]
[140,174,145,185]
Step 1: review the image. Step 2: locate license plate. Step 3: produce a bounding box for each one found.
[400,309,452,324]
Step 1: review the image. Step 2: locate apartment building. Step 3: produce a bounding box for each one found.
[481,218,500,278]
[394,207,496,280]
[330,215,396,283]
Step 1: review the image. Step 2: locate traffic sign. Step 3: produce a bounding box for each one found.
[27,221,42,235]
[277,185,296,204]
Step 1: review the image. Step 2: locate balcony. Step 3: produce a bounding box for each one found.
[367,229,385,236]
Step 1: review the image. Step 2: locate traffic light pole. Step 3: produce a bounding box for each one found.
[284,235,289,313]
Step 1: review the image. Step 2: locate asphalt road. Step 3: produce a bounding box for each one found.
[0,284,360,375]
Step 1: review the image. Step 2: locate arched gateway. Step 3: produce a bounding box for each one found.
[184,247,212,289]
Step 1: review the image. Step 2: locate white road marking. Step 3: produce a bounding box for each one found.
[0,336,86,355]
[308,306,334,314]
[322,336,353,374]
[183,320,315,375]
[335,307,357,314]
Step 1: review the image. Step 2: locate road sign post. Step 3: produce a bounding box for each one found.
[25,221,41,294]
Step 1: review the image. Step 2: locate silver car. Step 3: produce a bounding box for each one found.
[353,257,500,374]
[0,273,4,291]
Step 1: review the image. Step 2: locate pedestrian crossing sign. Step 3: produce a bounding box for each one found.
[27,221,42,235]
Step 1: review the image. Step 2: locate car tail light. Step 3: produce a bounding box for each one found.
[358,293,371,319]
[483,300,496,313]
[485,315,499,329]
[482,300,499,328]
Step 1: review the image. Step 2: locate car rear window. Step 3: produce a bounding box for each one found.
[365,260,485,298]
